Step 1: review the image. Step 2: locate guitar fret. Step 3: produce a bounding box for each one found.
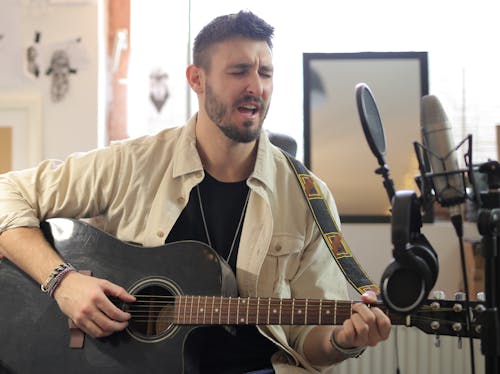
[267,298,271,324]
[189,296,194,324]
[238,298,246,324]
[324,300,334,325]
[236,297,240,324]
[211,296,215,324]
[197,296,201,324]
[294,299,306,325]
[179,296,184,324]
[319,299,322,325]
[305,298,308,325]
[203,296,207,324]
[334,300,337,325]
[227,297,232,324]
[256,297,260,325]
[179,296,183,324]
[174,296,179,324]
[278,299,283,325]
[246,297,250,324]
[291,299,295,324]
[219,296,223,324]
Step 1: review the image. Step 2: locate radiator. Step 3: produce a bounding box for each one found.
[334,327,485,374]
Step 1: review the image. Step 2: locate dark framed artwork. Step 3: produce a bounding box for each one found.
[303,52,429,223]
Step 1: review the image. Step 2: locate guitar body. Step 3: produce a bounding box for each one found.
[0,218,238,374]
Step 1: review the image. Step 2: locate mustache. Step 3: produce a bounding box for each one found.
[234,95,265,108]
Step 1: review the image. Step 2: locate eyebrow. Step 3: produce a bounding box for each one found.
[227,63,274,72]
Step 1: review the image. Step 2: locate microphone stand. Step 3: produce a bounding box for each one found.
[476,160,500,374]
[374,163,396,204]
[414,135,490,373]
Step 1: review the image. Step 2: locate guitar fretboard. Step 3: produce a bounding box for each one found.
[173,295,396,326]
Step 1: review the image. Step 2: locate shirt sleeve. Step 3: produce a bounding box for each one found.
[0,146,120,234]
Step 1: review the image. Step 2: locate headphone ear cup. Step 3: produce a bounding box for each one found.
[381,251,430,313]
[383,190,439,313]
[410,241,439,293]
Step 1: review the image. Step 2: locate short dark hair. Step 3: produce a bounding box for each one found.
[193,10,274,71]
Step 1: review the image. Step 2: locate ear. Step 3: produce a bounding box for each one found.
[186,64,204,94]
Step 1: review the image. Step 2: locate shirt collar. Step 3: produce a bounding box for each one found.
[172,114,204,178]
[172,113,278,194]
[249,130,277,195]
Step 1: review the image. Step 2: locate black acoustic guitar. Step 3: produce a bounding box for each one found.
[0,218,482,373]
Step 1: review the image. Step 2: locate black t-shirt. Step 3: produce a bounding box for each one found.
[165,173,277,373]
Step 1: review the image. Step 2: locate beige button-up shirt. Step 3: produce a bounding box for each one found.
[0,115,349,373]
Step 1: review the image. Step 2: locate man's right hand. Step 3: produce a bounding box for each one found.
[53,271,136,338]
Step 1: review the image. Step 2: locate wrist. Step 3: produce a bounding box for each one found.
[329,332,366,359]
[40,262,76,298]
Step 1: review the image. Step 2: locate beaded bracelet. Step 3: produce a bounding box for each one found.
[40,262,76,298]
[329,333,366,359]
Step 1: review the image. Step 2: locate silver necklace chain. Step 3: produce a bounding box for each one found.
[196,184,250,262]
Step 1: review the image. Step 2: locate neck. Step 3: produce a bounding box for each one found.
[171,297,401,326]
[195,115,258,182]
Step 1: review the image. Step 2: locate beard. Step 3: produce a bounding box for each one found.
[204,83,269,143]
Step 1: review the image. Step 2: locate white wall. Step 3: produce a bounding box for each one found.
[0,0,103,161]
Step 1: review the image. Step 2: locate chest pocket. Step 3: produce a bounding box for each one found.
[259,234,305,298]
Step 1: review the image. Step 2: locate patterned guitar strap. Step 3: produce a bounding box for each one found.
[282,150,380,296]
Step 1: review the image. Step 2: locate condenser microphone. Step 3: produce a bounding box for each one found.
[420,95,465,219]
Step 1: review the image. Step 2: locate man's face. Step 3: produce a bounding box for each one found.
[202,37,273,143]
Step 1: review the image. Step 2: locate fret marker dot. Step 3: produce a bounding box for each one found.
[326,310,331,315]
[240,318,245,323]
[273,309,277,314]
[215,309,219,313]
[298,310,302,314]
[200,308,204,312]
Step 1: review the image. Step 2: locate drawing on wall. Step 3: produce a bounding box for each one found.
[149,67,170,113]
[44,37,89,102]
[127,1,190,138]
[25,31,41,79]
[45,49,77,101]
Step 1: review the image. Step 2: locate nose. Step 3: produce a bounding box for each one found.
[245,71,264,97]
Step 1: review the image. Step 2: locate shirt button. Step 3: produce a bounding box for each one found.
[157,230,165,238]
[196,171,203,179]
[177,197,185,204]
[275,244,282,252]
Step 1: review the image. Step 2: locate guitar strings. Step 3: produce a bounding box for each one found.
[115,297,466,330]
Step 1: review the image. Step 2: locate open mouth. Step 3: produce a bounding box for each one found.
[237,103,260,117]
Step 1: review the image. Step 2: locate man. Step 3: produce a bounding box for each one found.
[0,11,390,373]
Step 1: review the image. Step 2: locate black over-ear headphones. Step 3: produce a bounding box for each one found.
[381,190,439,313]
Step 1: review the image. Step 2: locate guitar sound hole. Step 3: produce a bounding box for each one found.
[125,277,180,343]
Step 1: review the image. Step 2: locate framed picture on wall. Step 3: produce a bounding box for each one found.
[0,94,43,173]
[303,52,429,223]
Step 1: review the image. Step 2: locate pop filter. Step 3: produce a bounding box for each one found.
[355,83,395,203]
[356,83,387,166]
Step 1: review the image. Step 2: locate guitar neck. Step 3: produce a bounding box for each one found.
[173,295,403,326]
